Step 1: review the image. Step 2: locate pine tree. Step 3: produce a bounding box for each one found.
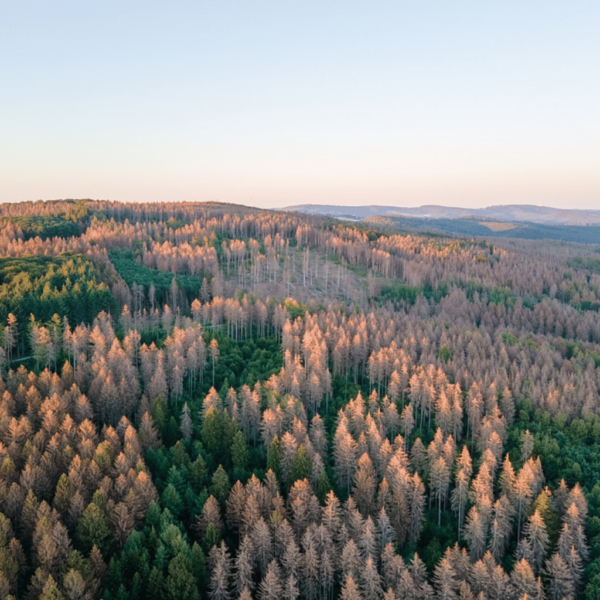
[340,574,363,600]
[353,453,377,516]
[451,468,470,539]
[209,339,219,386]
[180,402,193,442]
[139,411,161,450]
[226,481,247,534]
[40,574,65,600]
[231,431,249,474]
[560,502,589,561]
[383,588,397,600]
[457,581,474,600]
[208,542,232,600]
[488,495,513,562]
[237,586,252,600]
[110,502,134,548]
[210,466,231,505]
[521,510,549,573]
[75,500,112,555]
[282,574,300,600]
[289,444,311,486]
[267,436,283,479]
[430,455,451,526]
[563,544,584,594]
[360,516,378,560]
[341,539,362,581]
[334,417,357,494]
[301,527,320,600]
[512,462,535,540]
[361,556,383,600]
[257,560,282,600]
[145,566,165,600]
[433,557,458,600]
[281,537,302,581]
[377,507,397,552]
[499,455,515,496]
[165,553,201,600]
[408,472,426,546]
[233,536,254,596]
[521,430,534,462]
[197,495,223,542]
[544,552,574,600]
[509,559,539,600]
[161,483,183,518]
[252,517,273,577]
[463,507,486,561]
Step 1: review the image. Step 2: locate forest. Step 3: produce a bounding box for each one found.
[0,199,599,599]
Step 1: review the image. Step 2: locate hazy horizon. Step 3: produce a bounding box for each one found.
[4,199,600,214]
[2,2,599,209]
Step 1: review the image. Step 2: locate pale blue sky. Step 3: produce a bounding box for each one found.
[1,2,599,209]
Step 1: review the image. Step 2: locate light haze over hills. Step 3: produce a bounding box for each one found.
[284,204,600,225]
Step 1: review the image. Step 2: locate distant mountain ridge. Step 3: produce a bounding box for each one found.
[283,203,600,225]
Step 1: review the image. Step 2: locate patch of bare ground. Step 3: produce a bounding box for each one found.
[479,221,518,232]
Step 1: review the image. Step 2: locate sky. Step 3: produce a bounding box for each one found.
[1,2,599,210]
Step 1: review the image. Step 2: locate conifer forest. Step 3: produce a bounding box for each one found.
[1,199,600,600]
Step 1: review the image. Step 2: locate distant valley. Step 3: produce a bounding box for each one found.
[284,203,600,243]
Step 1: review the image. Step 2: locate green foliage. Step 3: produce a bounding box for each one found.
[40,577,65,600]
[531,489,560,547]
[463,281,517,306]
[2,208,89,240]
[209,465,230,504]
[377,280,451,306]
[267,436,283,479]
[161,484,184,518]
[201,407,237,463]
[0,546,19,585]
[289,444,311,486]
[170,442,189,468]
[164,553,201,600]
[502,332,519,346]
[200,407,223,456]
[189,543,207,588]
[585,574,600,600]
[202,523,220,552]
[75,500,112,556]
[145,502,162,528]
[165,217,188,230]
[150,397,168,433]
[104,503,205,600]
[283,297,306,319]
[189,455,208,491]
[207,334,283,389]
[316,469,333,502]
[506,405,600,598]
[569,256,600,275]
[438,344,453,362]
[377,283,420,305]
[146,567,164,600]
[0,254,115,353]
[231,431,249,475]
[108,248,207,305]
[164,417,180,447]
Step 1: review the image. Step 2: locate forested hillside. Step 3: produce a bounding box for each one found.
[0,200,599,599]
